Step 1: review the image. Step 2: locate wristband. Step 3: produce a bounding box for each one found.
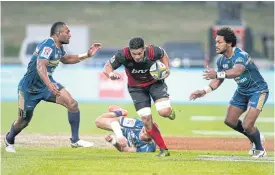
[78,53,90,61]
[216,71,227,79]
[203,86,213,94]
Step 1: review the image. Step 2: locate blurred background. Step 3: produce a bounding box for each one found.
[1,1,274,105]
[1,1,274,69]
[1,1,274,140]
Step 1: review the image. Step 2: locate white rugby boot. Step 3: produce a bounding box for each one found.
[252,150,267,158]
[248,133,265,156]
[4,135,16,153]
[70,139,94,148]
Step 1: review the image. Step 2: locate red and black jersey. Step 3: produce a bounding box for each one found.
[109,45,165,87]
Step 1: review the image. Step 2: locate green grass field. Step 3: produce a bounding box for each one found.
[1,102,274,175]
[2,148,273,175]
[1,102,274,136]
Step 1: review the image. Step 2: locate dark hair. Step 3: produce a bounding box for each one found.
[129,37,144,49]
[216,27,237,47]
[50,21,66,36]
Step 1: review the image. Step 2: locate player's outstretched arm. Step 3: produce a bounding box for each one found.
[202,65,245,80]
[60,43,102,64]
[189,79,224,101]
[222,64,245,79]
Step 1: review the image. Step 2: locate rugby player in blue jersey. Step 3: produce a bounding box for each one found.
[189,27,268,158]
[4,21,102,152]
[95,105,156,153]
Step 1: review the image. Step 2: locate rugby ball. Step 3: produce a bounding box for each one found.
[149,60,167,80]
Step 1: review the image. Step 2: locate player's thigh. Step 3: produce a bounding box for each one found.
[44,82,77,109]
[17,90,40,124]
[128,86,151,111]
[148,80,169,102]
[225,105,246,124]
[226,91,248,123]
[243,92,269,128]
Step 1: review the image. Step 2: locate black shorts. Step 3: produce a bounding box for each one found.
[128,80,169,111]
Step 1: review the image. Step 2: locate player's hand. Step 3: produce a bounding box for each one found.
[189,90,206,101]
[88,43,102,57]
[47,82,61,96]
[104,134,114,143]
[117,136,127,148]
[203,67,217,80]
[109,72,121,80]
[158,69,170,80]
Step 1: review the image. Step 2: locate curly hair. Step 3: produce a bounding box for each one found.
[129,37,144,49]
[216,27,237,47]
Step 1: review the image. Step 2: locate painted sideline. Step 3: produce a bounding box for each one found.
[191,116,274,123]
[192,130,274,136]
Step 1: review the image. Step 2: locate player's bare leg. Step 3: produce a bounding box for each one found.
[56,88,93,148]
[5,91,35,153]
[138,108,170,156]
[243,107,266,158]
[224,105,257,155]
[155,98,175,120]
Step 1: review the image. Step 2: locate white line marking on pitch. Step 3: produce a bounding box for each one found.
[192,130,274,136]
[197,155,274,163]
[191,116,274,123]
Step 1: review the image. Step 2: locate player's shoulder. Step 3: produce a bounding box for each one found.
[146,44,164,59]
[114,47,131,60]
[232,47,249,62]
[40,38,55,48]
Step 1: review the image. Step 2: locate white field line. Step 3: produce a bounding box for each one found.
[191,116,274,123]
[192,130,274,136]
[197,155,274,163]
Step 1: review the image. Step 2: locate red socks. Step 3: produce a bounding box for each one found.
[146,123,167,149]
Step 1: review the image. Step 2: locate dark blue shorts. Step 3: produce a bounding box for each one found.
[18,82,64,111]
[230,90,269,111]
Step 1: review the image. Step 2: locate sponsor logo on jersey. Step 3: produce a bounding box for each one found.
[235,57,244,63]
[48,60,60,67]
[40,47,53,59]
[222,64,228,69]
[110,55,115,63]
[131,69,148,74]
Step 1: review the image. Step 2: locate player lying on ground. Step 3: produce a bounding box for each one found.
[4,21,102,153]
[189,27,268,158]
[95,105,156,153]
[103,37,174,156]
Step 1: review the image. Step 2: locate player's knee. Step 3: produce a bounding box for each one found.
[15,109,33,129]
[67,99,79,111]
[137,107,151,125]
[158,108,172,118]
[242,121,254,133]
[155,100,171,117]
[95,117,102,128]
[224,118,235,128]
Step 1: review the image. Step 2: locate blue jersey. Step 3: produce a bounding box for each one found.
[119,117,156,152]
[19,38,66,93]
[216,47,268,95]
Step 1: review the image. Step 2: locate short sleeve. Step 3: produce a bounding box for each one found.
[109,50,124,70]
[38,46,54,60]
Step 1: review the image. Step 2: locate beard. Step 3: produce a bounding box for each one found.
[217,48,226,55]
[60,40,69,44]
